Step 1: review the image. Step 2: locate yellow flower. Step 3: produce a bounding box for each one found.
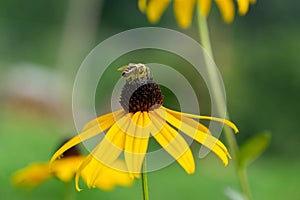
[51,63,238,188]
[11,156,85,189]
[138,0,256,28]
[12,142,133,191]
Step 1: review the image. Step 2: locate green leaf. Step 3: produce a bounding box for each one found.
[238,132,271,169]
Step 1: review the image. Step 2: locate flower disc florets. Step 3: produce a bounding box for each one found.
[120,78,164,113]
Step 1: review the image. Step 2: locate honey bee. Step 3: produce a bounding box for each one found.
[118,63,151,83]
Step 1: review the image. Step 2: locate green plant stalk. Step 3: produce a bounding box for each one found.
[64,181,75,200]
[238,166,252,200]
[141,159,149,200]
[196,6,252,200]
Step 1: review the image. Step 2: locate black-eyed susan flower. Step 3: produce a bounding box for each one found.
[12,144,85,189]
[138,0,256,28]
[12,141,133,191]
[50,63,238,188]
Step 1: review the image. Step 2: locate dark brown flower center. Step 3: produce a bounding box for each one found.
[120,79,164,113]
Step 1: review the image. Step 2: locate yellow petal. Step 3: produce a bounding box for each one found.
[92,114,131,166]
[125,112,150,177]
[134,112,151,175]
[79,154,105,189]
[93,160,134,190]
[162,106,239,133]
[124,112,140,176]
[236,0,249,15]
[197,0,212,17]
[50,111,122,165]
[163,109,230,154]
[80,157,134,190]
[174,0,196,28]
[51,156,85,182]
[150,111,195,174]
[82,110,125,132]
[249,0,256,4]
[76,115,131,189]
[75,155,94,191]
[171,113,212,135]
[11,162,52,189]
[214,0,235,23]
[146,0,171,24]
[138,0,148,13]
[160,109,230,166]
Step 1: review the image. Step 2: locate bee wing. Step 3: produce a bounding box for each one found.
[117,65,128,71]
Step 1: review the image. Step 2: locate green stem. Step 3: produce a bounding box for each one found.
[141,159,149,200]
[238,167,252,200]
[64,181,75,200]
[196,6,252,200]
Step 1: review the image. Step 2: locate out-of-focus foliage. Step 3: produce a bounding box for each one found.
[0,0,299,199]
[238,132,271,168]
[0,0,67,65]
[0,0,299,161]
[226,0,300,156]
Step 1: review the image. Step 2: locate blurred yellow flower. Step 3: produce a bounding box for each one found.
[51,64,238,180]
[12,156,85,189]
[12,163,51,189]
[12,143,133,191]
[138,0,256,28]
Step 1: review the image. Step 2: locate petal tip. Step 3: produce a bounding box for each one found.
[138,0,147,13]
[228,153,232,159]
[187,169,195,174]
[178,22,191,29]
[238,10,247,16]
[234,128,239,134]
[224,18,234,24]
[223,160,229,166]
[75,182,83,192]
[184,163,195,174]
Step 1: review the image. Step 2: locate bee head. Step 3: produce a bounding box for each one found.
[121,71,127,77]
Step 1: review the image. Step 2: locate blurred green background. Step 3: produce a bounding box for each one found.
[1,0,299,199]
